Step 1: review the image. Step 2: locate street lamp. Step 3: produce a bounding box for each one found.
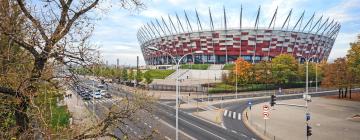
[147,46,203,140]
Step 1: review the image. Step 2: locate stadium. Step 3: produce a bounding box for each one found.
[136,7,340,65]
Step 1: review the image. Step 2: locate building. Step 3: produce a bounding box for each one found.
[137,6,340,65]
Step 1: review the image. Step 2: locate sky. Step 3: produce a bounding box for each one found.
[91,0,360,66]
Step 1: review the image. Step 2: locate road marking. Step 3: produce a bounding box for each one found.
[84,102,88,105]
[165,136,171,140]
[240,133,248,138]
[158,119,196,140]
[178,116,225,140]
[232,112,236,119]
[224,110,228,116]
[149,125,152,128]
[231,130,237,133]
[238,113,242,120]
[228,111,232,117]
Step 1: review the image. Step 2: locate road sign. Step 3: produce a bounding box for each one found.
[263,112,270,119]
[263,105,270,111]
[306,113,310,121]
[248,100,252,110]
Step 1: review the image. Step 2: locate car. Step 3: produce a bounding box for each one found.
[103,93,112,98]
[97,84,104,89]
[82,94,91,100]
[99,90,107,96]
[93,92,102,99]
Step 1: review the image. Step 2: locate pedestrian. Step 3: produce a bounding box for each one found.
[246,112,248,120]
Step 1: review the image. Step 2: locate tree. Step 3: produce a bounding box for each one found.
[0,0,146,138]
[322,58,348,98]
[254,61,272,84]
[135,69,143,83]
[121,68,128,82]
[346,35,360,98]
[271,54,298,85]
[128,68,134,82]
[233,58,252,86]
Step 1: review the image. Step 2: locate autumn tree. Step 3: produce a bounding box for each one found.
[254,61,272,84]
[345,35,360,98]
[322,58,348,98]
[233,58,252,86]
[271,54,298,85]
[0,0,146,139]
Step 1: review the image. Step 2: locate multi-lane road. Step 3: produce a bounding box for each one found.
[76,77,359,140]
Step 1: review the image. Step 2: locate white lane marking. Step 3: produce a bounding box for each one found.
[84,102,88,105]
[231,130,237,133]
[165,136,171,140]
[232,112,236,119]
[178,116,226,140]
[149,125,152,128]
[158,119,196,140]
[238,113,242,120]
[228,111,232,117]
[224,110,228,116]
[241,133,248,138]
[144,122,148,126]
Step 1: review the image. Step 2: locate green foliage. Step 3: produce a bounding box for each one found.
[143,69,175,84]
[135,69,143,82]
[121,69,128,81]
[180,64,210,70]
[223,64,235,70]
[271,54,298,84]
[128,69,134,81]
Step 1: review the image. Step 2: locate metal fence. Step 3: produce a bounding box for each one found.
[149,84,204,92]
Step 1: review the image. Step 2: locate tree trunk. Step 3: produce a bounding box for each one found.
[14,56,48,134]
[345,87,348,98]
[349,88,352,99]
[14,96,29,134]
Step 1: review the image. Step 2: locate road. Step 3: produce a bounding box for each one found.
[221,88,360,140]
[77,77,359,140]
[78,78,258,140]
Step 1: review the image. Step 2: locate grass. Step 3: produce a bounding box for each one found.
[144,69,175,79]
[180,64,210,70]
[223,64,235,70]
[50,98,70,128]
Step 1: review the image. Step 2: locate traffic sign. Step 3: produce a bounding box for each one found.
[263,105,270,111]
[248,100,252,110]
[263,112,270,119]
[306,113,310,121]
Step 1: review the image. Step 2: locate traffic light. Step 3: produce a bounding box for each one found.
[306,125,312,136]
[270,95,277,106]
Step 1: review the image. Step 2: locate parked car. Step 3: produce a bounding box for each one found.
[82,94,91,100]
[103,93,112,98]
[93,92,102,99]
[99,90,107,96]
[97,84,104,89]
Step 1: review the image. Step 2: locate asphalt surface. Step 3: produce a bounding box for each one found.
[221,88,360,140]
[76,77,359,140]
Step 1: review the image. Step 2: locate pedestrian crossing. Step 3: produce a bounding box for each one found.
[84,98,121,105]
[223,109,242,120]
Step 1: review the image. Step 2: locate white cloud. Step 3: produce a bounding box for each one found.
[323,0,360,23]
[328,32,358,61]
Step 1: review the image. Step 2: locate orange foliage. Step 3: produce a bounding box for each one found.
[233,57,252,77]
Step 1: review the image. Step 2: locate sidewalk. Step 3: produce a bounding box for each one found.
[63,88,98,132]
[243,96,360,140]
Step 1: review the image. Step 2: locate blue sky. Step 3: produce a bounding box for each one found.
[91,0,360,66]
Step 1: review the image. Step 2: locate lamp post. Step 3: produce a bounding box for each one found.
[148,46,202,140]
